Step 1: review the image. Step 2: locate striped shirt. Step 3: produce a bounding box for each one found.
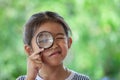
[16,70,90,80]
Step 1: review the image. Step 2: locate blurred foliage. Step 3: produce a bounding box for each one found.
[0,0,120,80]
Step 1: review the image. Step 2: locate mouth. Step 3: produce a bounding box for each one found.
[49,50,61,57]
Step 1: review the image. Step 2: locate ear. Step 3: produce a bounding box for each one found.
[68,37,72,49]
[24,45,32,56]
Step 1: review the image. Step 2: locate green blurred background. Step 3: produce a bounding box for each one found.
[0,0,120,80]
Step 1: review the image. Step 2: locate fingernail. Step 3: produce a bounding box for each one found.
[40,48,44,51]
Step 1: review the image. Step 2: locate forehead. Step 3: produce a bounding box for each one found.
[35,22,66,36]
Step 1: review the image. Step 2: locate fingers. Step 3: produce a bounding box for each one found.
[26,48,44,78]
[29,48,44,64]
[33,48,44,55]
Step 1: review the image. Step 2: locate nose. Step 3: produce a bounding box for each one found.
[52,40,59,49]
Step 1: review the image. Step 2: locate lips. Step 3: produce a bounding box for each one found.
[49,50,61,57]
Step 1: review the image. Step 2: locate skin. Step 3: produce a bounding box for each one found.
[24,22,72,80]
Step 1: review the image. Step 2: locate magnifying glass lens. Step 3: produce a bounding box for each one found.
[36,31,53,49]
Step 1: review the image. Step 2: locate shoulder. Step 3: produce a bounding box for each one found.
[16,75,26,80]
[71,70,90,80]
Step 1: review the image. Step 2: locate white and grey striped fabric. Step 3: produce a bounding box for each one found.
[16,71,90,80]
[71,73,90,80]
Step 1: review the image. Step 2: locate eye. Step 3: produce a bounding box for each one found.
[56,37,66,40]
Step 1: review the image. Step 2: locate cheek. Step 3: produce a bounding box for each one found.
[59,41,68,54]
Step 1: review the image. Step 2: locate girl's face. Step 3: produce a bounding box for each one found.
[31,22,72,66]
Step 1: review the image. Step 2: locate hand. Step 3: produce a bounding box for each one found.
[26,48,44,80]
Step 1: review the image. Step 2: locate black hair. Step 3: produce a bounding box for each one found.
[23,11,72,46]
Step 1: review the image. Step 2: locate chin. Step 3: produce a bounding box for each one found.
[48,61,63,67]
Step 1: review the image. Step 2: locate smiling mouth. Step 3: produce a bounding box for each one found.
[49,51,61,56]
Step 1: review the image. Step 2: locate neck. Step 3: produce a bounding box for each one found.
[38,64,70,80]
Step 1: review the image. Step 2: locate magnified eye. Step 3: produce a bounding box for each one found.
[36,31,54,49]
[39,38,53,43]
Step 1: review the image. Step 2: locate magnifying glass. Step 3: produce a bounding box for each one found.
[36,31,54,49]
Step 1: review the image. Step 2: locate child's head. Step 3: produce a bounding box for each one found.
[23,11,72,66]
[23,11,72,46]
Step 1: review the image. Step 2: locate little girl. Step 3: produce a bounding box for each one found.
[17,11,90,80]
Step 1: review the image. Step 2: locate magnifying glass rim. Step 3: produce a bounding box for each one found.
[36,31,54,49]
